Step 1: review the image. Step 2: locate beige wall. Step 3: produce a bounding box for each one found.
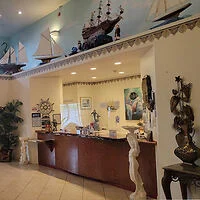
[4,76,63,163]
[30,77,63,136]
[63,78,141,129]
[154,27,200,199]
[0,79,11,105]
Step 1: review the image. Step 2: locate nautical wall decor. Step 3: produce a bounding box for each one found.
[81,0,124,50]
[170,76,200,166]
[37,98,54,115]
[148,0,192,25]
[33,28,64,64]
[37,98,54,130]
[0,42,28,74]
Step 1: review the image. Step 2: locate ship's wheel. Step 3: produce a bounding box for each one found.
[37,98,54,115]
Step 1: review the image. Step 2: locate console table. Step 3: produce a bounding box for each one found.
[162,163,200,199]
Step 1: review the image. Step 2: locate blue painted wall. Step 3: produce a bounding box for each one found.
[9,0,200,70]
[0,37,10,59]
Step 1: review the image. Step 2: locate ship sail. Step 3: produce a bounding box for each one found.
[18,42,28,64]
[0,42,27,74]
[0,47,16,64]
[148,0,192,22]
[33,28,64,63]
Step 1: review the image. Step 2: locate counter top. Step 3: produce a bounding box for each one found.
[36,130,157,144]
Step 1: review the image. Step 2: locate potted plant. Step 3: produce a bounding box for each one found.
[0,99,23,161]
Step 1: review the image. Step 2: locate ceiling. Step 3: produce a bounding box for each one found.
[0,0,70,37]
[34,47,151,84]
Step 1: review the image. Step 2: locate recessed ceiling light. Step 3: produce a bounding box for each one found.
[90,67,96,70]
[92,77,96,79]
[71,72,77,75]
[114,62,122,65]
[0,14,2,18]
[119,71,125,74]
[18,10,22,15]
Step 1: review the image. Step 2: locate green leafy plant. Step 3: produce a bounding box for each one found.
[0,100,23,150]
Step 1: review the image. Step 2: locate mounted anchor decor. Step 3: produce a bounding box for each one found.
[170,76,200,166]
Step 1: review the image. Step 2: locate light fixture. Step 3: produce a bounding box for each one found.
[50,30,60,37]
[114,62,122,65]
[92,77,96,79]
[71,72,77,75]
[18,10,22,15]
[90,67,96,70]
[0,14,2,18]
[119,71,125,74]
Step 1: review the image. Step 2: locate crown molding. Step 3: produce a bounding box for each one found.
[63,74,141,86]
[0,75,12,80]
[3,14,200,81]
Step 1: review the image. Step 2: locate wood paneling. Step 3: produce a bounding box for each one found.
[37,132,157,198]
[55,135,79,174]
[37,133,55,167]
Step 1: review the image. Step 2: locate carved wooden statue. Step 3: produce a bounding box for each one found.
[127,132,146,200]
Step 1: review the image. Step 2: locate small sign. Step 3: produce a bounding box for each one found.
[32,113,41,127]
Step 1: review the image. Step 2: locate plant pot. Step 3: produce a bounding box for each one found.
[174,144,198,166]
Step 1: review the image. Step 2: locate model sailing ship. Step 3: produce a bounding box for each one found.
[149,0,192,22]
[82,0,124,50]
[0,42,28,74]
[33,28,64,64]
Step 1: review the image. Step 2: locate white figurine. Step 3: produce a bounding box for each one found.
[127,132,146,200]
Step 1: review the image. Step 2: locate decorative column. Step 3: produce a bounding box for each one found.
[127,132,146,200]
[19,137,30,165]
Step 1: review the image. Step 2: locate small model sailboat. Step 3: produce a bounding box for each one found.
[33,28,64,64]
[148,0,192,22]
[0,42,28,74]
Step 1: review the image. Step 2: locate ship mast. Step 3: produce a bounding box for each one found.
[97,0,103,25]
[106,0,111,20]
[119,5,124,16]
[89,11,95,27]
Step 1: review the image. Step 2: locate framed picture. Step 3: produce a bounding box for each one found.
[80,97,92,110]
[124,87,143,120]
[53,114,61,124]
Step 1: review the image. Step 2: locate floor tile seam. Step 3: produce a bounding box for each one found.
[36,175,52,200]
[58,173,68,200]
[14,174,35,200]
[0,175,27,194]
[102,183,107,200]
[82,178,85,200]
[124,189,130,200]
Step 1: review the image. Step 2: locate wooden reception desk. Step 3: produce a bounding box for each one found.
[37,131,157,198]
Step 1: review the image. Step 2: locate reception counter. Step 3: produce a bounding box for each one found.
[37,131,157,198]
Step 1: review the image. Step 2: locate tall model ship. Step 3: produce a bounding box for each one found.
[149,0,192,22]
[0,42,28,74]
[82,0,124,48]
[33,28,64,64]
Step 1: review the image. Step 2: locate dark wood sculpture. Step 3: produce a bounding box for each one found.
[170,76,200,166]
[142,75,155,112]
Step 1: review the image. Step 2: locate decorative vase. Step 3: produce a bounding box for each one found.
[174,145,198,166]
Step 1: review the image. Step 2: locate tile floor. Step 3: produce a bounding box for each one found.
[0,162,154,200]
